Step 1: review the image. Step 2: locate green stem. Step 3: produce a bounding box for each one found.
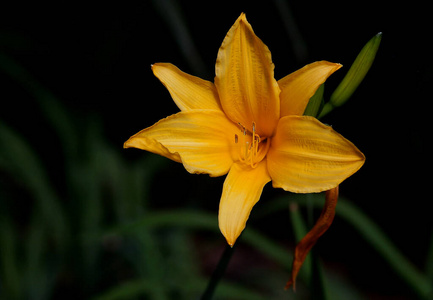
[200,244,236,300]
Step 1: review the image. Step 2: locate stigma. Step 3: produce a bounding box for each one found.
[235,122,270,168]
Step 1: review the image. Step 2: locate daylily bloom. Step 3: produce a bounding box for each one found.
[124,13,365,247]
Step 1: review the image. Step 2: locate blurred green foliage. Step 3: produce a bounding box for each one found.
[1,1,433,300]
[1,42,432,300]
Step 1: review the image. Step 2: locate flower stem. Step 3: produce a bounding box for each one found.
[200,244,236,300]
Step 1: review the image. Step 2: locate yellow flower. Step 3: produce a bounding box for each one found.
[124,13,365,246]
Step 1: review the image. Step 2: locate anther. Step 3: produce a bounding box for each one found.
[235,121,269,168]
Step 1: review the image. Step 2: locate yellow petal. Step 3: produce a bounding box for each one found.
[124,110,239,177]
[215,13,280,137]
[219,161,271,246]
[278,61,342,117]
[152,63,222,111]
[267,116,365,193]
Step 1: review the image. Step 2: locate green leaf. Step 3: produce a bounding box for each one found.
[269,194,433,300]
[0,123,68,253]
[105,210,293,268]
[0,217,21,300]
[93,278,267,300]
[288,202,312,282]
[0,52,78,158]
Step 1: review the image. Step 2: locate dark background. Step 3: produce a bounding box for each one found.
[1,1,431,299]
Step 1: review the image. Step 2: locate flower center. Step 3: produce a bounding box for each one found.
[234,122,270,168]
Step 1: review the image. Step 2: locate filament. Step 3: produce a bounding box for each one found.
[235,122,268,168]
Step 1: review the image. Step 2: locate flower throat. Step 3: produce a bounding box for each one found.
[235,122,270,168]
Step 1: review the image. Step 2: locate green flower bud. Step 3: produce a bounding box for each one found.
[320,32,382,118]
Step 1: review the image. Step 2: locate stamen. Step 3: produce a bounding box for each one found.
[244,141,249,163]
[234,121,269,168]
[238,122,245,134]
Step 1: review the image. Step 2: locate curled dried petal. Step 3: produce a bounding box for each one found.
[285,186,339,290]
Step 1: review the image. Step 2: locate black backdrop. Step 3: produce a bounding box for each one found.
[1,1,431,298]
